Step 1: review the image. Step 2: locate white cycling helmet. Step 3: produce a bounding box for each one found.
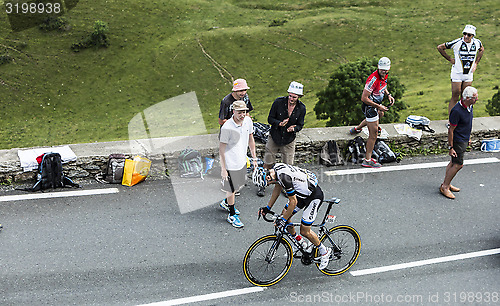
[252,167,268,188]
[378,57,391,70]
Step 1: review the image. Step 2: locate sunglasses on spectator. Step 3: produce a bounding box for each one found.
[463,33,474,37]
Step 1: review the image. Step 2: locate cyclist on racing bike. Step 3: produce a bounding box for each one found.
[253,164,331,269]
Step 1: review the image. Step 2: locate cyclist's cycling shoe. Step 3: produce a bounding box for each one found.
[349,127,362,135]
[227,214,244,228]
[219,199,240,215]
[319,247,332,270]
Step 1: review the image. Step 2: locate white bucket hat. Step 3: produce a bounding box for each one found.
[287,81,304,96]
[378,57,391,70]
[463,24,476,36]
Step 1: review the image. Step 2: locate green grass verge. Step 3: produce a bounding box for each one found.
[0,0,498,149]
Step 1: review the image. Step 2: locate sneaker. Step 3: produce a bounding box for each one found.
[361,158,381,168]
[319,247,332,270]
[227,214,244,228]
[349,127,361,135]
[219,199,240,215]
[235,191,241,196]
[0,223,2,230]
[256,186,265,197]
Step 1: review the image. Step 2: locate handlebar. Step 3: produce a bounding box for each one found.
[260,210,278,223]
[258,197,341,223]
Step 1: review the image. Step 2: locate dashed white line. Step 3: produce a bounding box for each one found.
[324,157,499,176]
[350,248,500,276]
[137,287,265,306]
[0,188,119,202]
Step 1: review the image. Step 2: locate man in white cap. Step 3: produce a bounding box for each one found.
[259,81,306,196]
[219,100,258,228]
[349,57,395,168]
[437,24,484,114]
[218,78,253,126]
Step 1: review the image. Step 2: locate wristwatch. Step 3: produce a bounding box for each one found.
[448,145,453,150]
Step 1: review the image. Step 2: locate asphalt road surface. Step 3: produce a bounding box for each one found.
[1,152,499,305]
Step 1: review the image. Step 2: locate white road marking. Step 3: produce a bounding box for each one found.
[350,248,500,276]
[0,188,119,202]
[324,157,499,176]
[137,287,265,306]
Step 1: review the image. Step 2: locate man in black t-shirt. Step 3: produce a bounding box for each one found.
[218,78,253,126]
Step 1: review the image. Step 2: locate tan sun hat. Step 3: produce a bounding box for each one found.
[232,100,249,111]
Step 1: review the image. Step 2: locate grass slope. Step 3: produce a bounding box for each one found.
[0,0,498,149]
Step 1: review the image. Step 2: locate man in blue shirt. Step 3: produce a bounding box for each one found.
[440,86,478,199]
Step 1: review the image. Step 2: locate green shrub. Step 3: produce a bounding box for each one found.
[0,54,13,65]
[39,16,68,31]
[72,20,110,52]
[315,57,407,127]
[269,19,287,27]
[486,86,500,116]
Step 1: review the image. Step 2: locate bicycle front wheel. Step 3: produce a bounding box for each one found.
[243,234,293,286]
[315,225,360,276]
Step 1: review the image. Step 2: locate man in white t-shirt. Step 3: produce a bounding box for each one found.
[219,100,258,228]
[437,24,484,114]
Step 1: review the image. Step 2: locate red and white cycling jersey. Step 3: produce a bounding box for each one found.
[364,70,387,104]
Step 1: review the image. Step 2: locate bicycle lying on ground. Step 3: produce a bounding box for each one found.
[243,198,361,286]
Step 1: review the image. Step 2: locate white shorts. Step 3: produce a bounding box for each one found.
[450,71,473,83]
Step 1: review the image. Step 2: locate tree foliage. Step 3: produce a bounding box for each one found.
[315,58,407,127]
[486,86,500,116]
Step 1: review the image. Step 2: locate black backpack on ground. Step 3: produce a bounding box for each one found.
[372,139,400,164]
[253,122,271,143]
[320,140,344,166]
[29,152,79,191]
[178,148,203,178]
[96,153,126,183]
[346,136,366,164]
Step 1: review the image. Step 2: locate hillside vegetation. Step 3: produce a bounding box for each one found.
[0,0,498,149]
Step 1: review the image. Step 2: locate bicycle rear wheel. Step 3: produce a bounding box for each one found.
[243,234,293,286]
[315,225,360,275]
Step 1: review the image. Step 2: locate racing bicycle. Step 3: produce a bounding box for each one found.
[242,198,360,286]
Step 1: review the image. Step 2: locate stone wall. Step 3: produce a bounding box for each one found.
[1,117,498,185]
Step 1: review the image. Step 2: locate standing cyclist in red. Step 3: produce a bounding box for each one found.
[349,57,395,168]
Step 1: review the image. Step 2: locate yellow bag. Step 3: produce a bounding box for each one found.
[122,155,151,186]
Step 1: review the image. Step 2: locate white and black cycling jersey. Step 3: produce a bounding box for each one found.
[273,163,318,200]
[445,37,482,75]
